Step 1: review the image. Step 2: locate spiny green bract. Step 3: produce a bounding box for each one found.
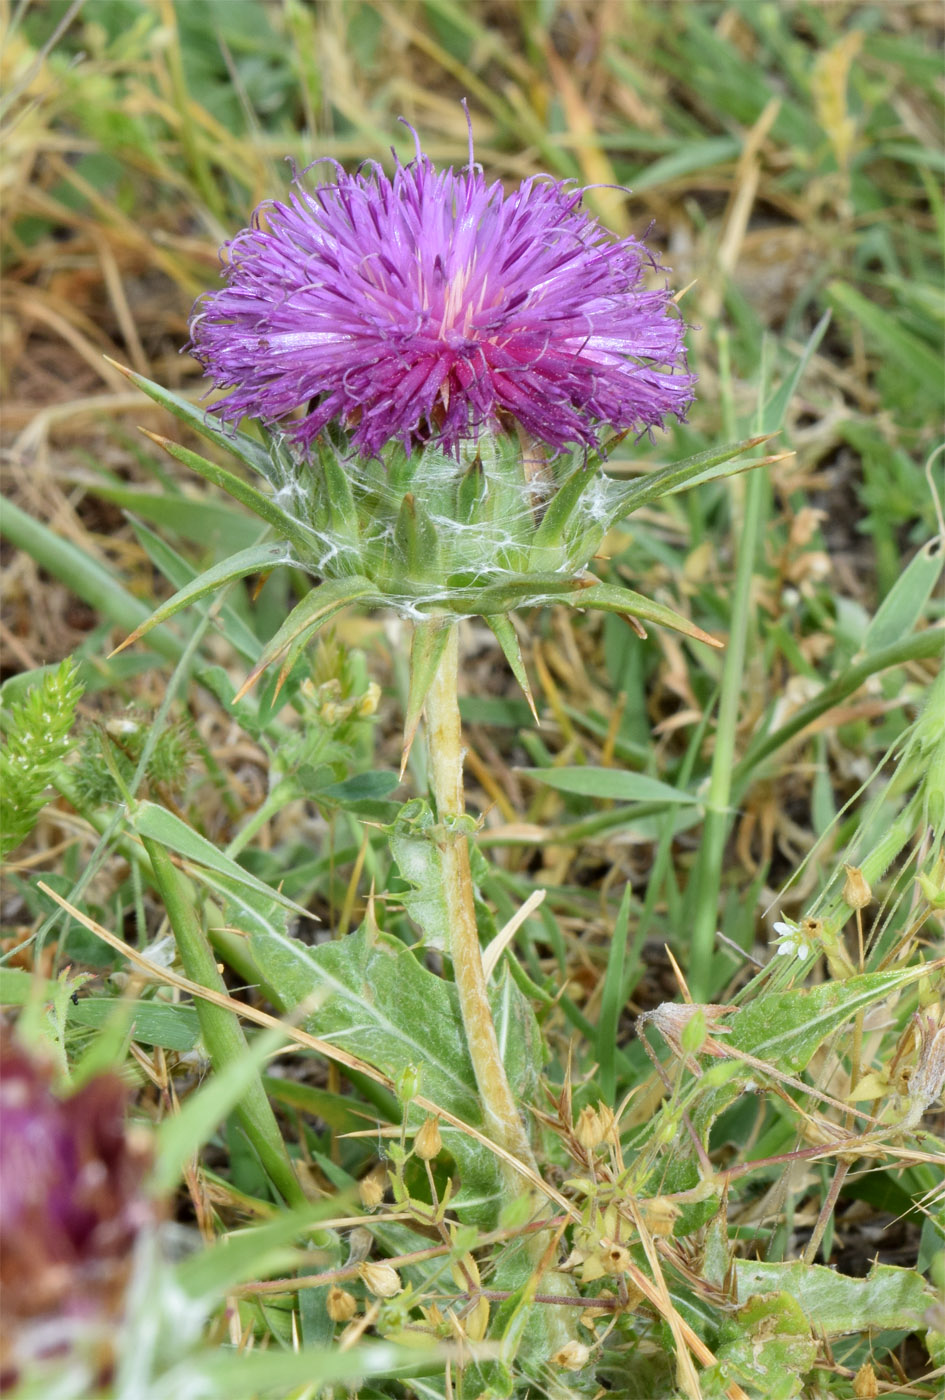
[0,659,84,859]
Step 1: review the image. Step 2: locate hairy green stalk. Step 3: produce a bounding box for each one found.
[424,627,538,1178]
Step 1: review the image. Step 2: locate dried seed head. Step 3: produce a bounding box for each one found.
[552,1340,592,1371]
[638,1195,681,1238]
[326,1286,357,1323]
[595,1101,616,1143]
[358,1168,386,1210]
[638,1001,732,1057]
[601,1243,632,1275]
[578,1253,607,1284]
[414,1115,442,1161]
[357,1261,402,1298]
[852,1361,879,1399]
[574,1104,605,1155]
[905,1012,945,1119]
[842,864,872,910]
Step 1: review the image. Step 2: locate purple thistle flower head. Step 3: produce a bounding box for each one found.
[189,123,694,459]
[0,1031,153,1387]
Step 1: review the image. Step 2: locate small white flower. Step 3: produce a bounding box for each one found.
[772,918,811,961]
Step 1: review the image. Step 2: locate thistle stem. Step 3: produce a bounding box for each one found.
[424,626,538,1178]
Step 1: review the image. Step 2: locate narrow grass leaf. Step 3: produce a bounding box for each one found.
[69,997,201,1051]
[145,836,305,1206]
[734,629,944,787]
[130,801,310,917]
[521,767,697,805]
[862,537,943,656]
[761,311,831,433]
[90,480,262,552]
[598,882,632,1103]
[0,496,183,663]
[826,282,941,393]
[175,1202,344,1299]
[150,1342,444,1399]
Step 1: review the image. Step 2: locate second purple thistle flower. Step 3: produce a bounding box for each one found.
[189,130,695,459]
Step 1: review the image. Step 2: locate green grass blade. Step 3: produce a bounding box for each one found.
[0,495,183,663]
[144,835,306,1207]
[597,882,631,1104]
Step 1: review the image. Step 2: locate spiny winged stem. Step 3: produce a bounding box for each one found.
[424,626,538,1181]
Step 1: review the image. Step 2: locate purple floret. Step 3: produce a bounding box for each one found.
[189,132,694,458]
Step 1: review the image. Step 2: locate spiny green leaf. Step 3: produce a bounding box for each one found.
[234,576,380,701]
[111,542,289,658]
[110,361,279,482]
[707,1293,816,1400]
[564,579,722,648]
[247,921,539,1224]
[389,800,452,953]
[392,491,440,580]
[528,459,603,555]
[484,615,537,721]
[603,434,773,525]
[142,431,320,558]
